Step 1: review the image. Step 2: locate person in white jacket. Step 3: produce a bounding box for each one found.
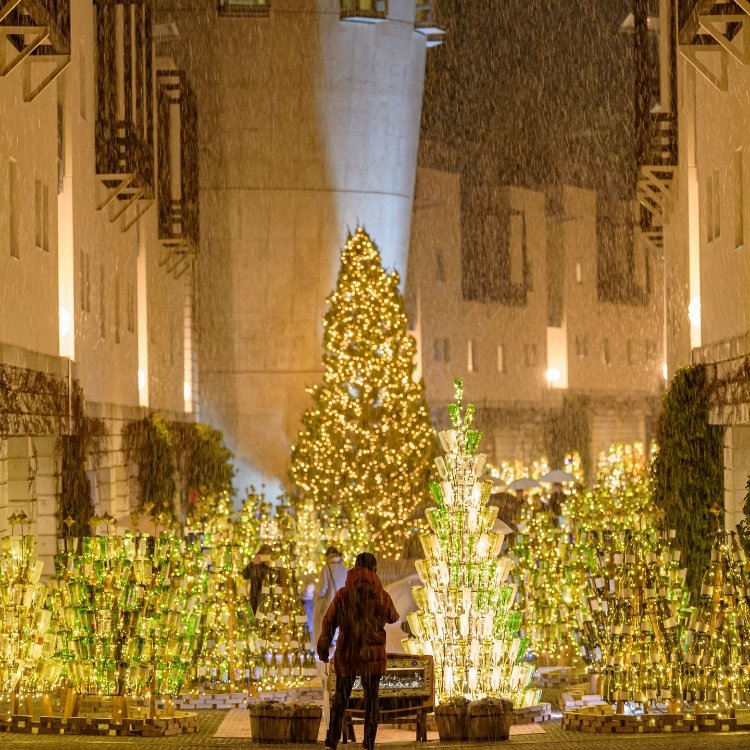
[314,546,348,650]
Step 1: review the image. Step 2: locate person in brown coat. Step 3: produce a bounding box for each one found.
[317,552,399,750]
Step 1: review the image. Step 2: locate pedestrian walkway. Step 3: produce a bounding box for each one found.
[213,708,547,740]
[1,711,749,749]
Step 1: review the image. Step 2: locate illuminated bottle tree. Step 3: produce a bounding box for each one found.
[513,497,587,665]
[403,379,539,706]
[0,515,60,699]
[580,509,686,709]
[253,504,316,690]
[188,493,259,691]
[683,510,750,709]
[562,443,653,537]
[290,227,435,559]
[51,528,204,699]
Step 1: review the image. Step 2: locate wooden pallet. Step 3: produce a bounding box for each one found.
[0,712,198,737]
[563,705,739,734]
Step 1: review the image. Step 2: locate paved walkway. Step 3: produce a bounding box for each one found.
[1,711,750,749]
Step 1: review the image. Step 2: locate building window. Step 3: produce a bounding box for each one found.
[57,103,65,194]
[627,338,635,365]
[35,179,42,248]
[99,264,106,338]
[217,0,271,17]
[497,344,506,373]
[575,335,583,358]
[79,41,86,121]
[42,185,49,252]
[9,158,19,259]
[80,250,91,312]
[114,273,121,344]
[736,149,744,250]
[707,169,721,242]
[467,339,478,372]
[433,338,450,363]
[603,337,611,366]
[575,261,582,283]
[713,169,721,240]
[645,340,657,361]
[524,344,538,367]
[340,0,387,21]
[127,282,135,333]
[435,247,446,282]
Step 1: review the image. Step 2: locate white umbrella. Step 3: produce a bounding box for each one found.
[539,469,576,484]
[508,478,539,491]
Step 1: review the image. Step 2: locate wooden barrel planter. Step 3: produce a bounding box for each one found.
[290,704,323,743]
[468,698,513,741]
[434,700,468,741]
[248,701,293,743]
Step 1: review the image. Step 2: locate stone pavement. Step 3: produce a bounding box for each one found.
[0,711,749,749]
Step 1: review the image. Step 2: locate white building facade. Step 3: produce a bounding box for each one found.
[659,0,750,528]
[408,165,665,475]
[0,0,198,571]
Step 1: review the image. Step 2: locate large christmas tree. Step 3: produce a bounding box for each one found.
[290,227,435,559]
[403,378,538,706]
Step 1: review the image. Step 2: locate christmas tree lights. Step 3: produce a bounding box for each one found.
[0,519,60,698]
[253,503,316,690]
[562,443,653,536]
[513,497,587,665]
[403,378,539,707]
[187,492,259,692]
[580,510,686,708]
[683,511,750,709]
[290,227,435,558]
[50,530,203,699]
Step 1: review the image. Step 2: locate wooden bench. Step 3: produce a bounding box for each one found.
[330,653,435,744]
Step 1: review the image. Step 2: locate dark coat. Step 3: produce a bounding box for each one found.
[317,567,399,677]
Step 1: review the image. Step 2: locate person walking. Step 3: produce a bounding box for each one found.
[314,546,348,647]
[317,552,398,750]
[241,544,272,613]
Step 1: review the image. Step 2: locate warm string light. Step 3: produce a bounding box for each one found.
[51,530,203,699]
[579,513,686,708]
[402,378,540,708]
[512,495,587,664]
[0,533,58,696]
[682,518,750,711]
[290,227,435,564]
[252,501,316,691]
[187,491,260,692]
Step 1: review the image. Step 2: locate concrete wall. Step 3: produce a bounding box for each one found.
[164,0,429,492]
[561,187,664,396]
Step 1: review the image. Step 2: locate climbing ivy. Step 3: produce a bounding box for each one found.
[545,394,592,480]
[57,385,107,538]
[123,414,177,521]
[171,422,235,523]
[651,365,724,596]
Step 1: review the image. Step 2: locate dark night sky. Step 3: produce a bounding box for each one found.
[421,0,636,198]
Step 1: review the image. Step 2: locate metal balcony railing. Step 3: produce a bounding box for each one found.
[0,0,71,101]
[415,1,446,47]
[157,69,199,278]
[340,0,387,23]
[217,0,270,18]
[94,0,154,231]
